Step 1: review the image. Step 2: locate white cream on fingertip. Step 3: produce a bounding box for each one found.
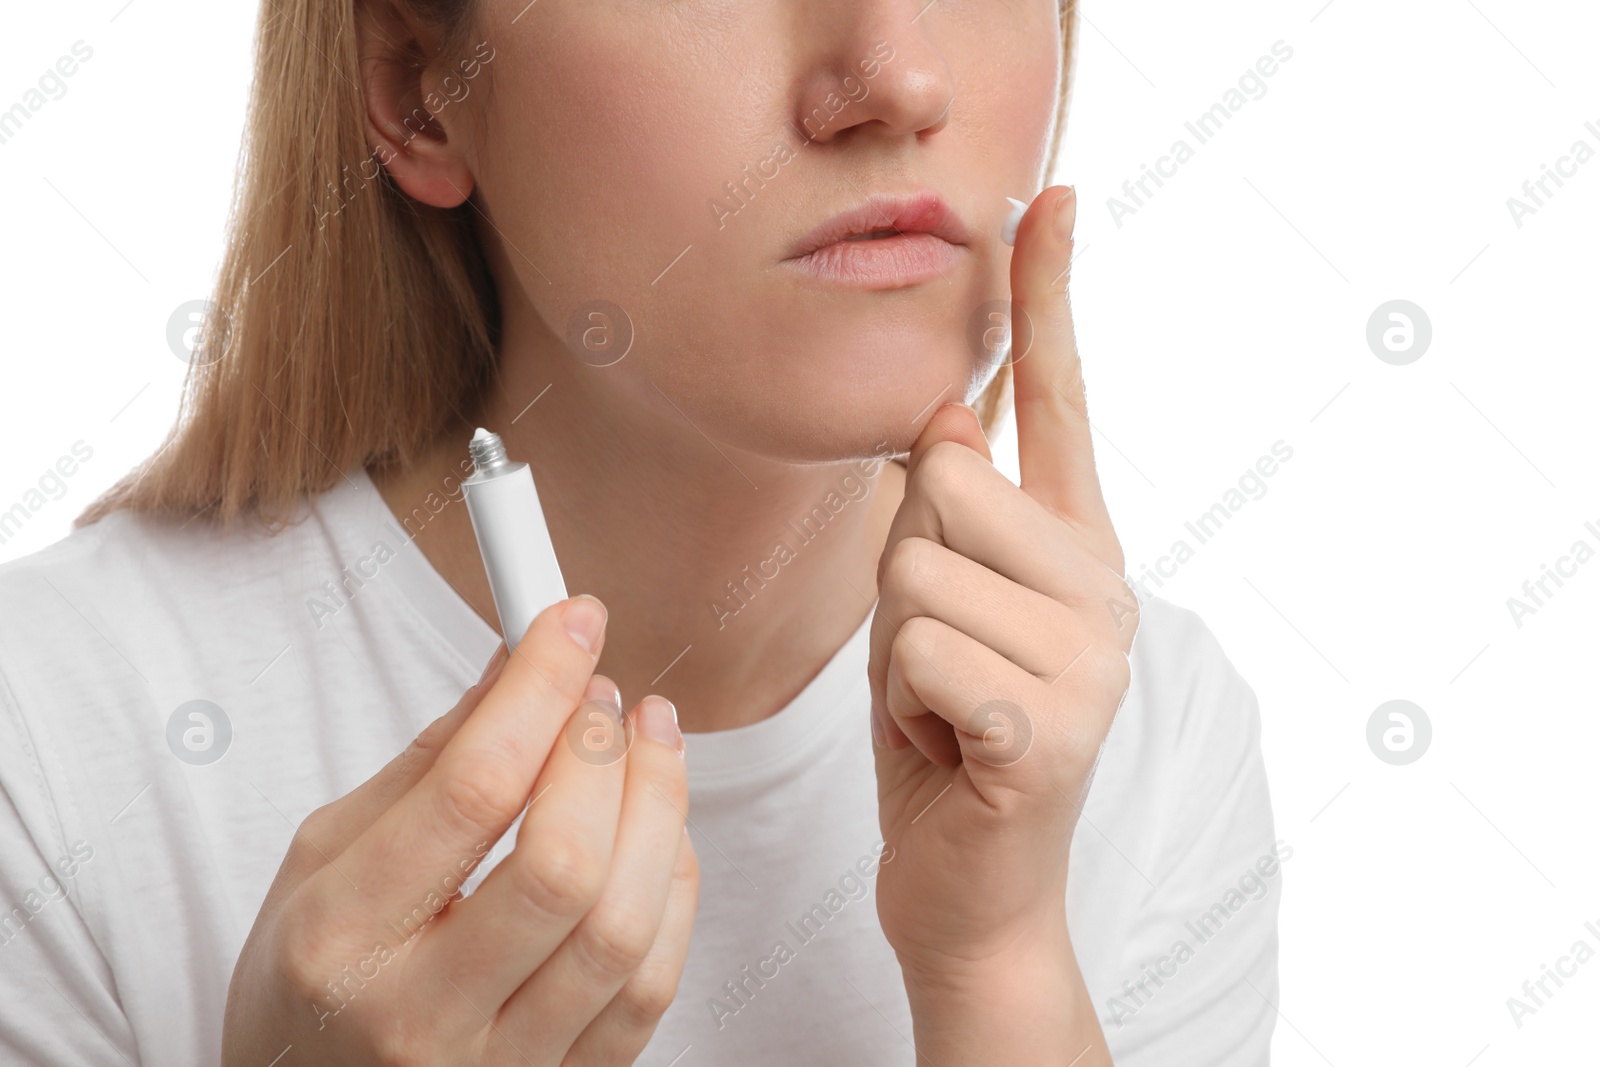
[1002,196,1030,247]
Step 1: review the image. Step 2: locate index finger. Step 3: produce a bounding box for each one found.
[1008,185,1113,536]
[322,594,607,921]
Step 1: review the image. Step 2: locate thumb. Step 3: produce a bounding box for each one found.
[908,402,993,475]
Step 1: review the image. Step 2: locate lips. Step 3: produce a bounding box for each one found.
[785,192,970,259]
[782,191,970,289]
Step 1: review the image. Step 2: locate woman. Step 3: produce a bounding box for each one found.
[0,1,1280,1063]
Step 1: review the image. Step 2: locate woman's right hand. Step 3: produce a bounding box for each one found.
[222,594,699,1067]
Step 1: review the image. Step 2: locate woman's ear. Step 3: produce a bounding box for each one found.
[354,0,476,208]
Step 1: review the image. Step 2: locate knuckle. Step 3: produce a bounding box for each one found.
[435,764,524,842]
[915,440,970,498]
[1116,604,1142,645]
[577,900,657,979]
[510,829,606,919]
[884,536,937,594]
[676,839,701,889]
[1097,566,1136,609]
[1101,586,1142,642]
[525,608,600,700]
[894,615,940,661]
[615,962,681,1026]
[291,805,339,860]
[408,712,455,760]
[648,776,690,832]
[1041,289,1078,333]
[635,753,690,822]
[1088,642,1132,699]
[369,1025,435,1067]
[276,896,338,997]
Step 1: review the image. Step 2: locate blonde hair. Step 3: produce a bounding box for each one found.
[79,1,1076,530]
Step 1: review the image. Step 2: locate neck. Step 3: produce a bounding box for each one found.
[370,307,905,734]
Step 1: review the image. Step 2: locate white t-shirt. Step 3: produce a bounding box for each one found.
[0,465,1281,1066]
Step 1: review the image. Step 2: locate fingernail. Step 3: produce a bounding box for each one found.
[477,643,509,685]
[582,674,622,720]
[638,695,682,755]
[1053,186,1077,245]
[870,705,887,748]
[564,594,607,654]
[1001,196,1029,247]
[576,675,624,735]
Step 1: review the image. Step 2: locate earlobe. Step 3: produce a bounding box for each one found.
[354,0,476,209]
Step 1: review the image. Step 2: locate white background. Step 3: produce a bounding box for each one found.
[3,1,1597,1063]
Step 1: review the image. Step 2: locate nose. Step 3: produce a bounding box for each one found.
[788,1,956,146]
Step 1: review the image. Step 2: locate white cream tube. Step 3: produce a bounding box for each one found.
[462,427,568,651]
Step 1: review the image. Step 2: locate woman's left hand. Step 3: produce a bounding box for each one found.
[868,186,1137,1051]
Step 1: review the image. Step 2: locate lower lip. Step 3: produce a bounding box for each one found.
[782,233,962,289]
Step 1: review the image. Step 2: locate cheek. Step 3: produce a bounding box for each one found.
[957,11,1062,181]
[475,26,758,313]
[472,16,825,427]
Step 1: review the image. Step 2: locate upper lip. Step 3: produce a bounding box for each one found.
[785,191,970,259]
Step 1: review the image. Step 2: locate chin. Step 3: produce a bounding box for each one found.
[616,258,1004,465]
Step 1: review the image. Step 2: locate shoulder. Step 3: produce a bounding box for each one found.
[0,506,299,694]
[0,496,377,901]
[0,509,176,693]
[0,502,291,607]
[1123,593,1260,748]
[1076,594,1273,886]
[0,506,275,769]
[0,501,330,800]
[1082,596,1283,1062]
